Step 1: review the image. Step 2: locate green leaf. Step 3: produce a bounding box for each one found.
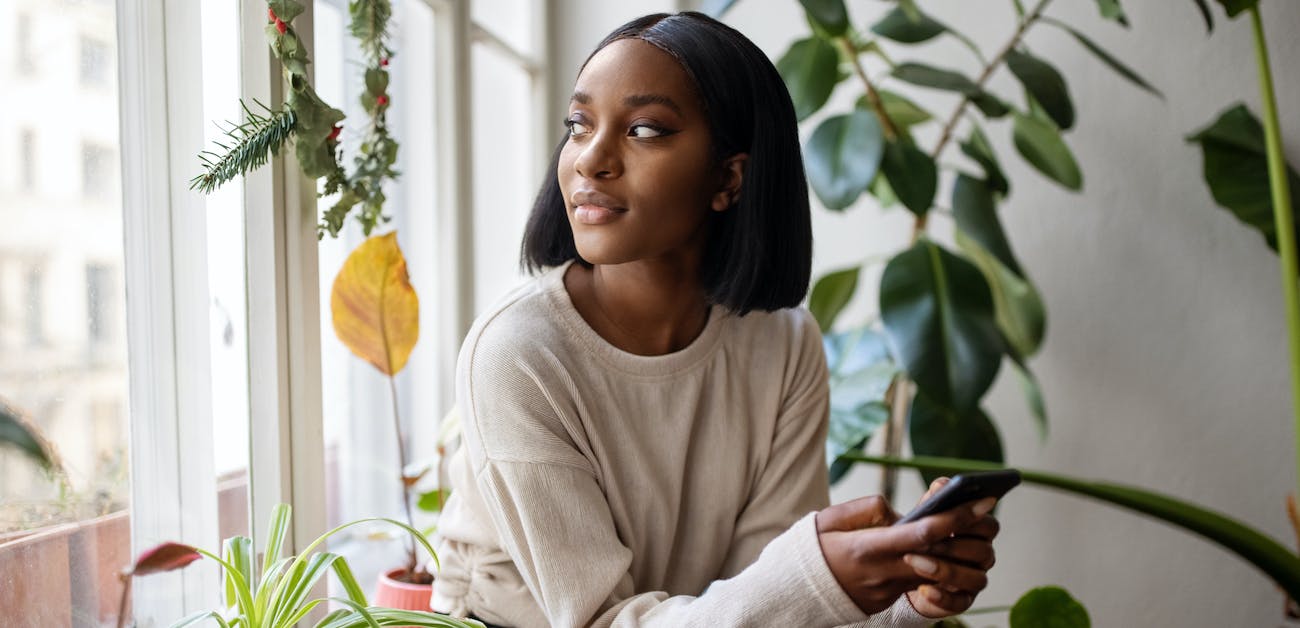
[1005,50,1075,130]
[952,175,1022,276]
[809,266,861,332]
[268,0,305,23]
[417,488,452,513]
[848,454,1300,605]
[880,240,1003,414]
[877,90,933,127]
[960,124,1009,196]
[1045,19,1162,98]
[1013,112,1082,190]
[1011,586,1090,628]
[799,0,849,36]
[1192,0,1215,31]
[907,392,1004,485]
[825,326,898,484]
[868,173,899,208]
[1187,104,1300,254]
[0,399,54,469]
[892,62,978,93]
[828,401,889,484]
[364,68,389,96]
[880,140,937,217]
[956,230,1046,361]
[1214,0,1258,18]
[1094,0,1129,26]
[701,0,740,18]
[263,503,292,579]
[970,91,1011,118]
[1008,355,1049,440]
[805,110,885,210]
[870,6,945,43]
[776,37,842,121]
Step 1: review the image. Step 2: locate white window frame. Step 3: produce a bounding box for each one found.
[118,0,553,621]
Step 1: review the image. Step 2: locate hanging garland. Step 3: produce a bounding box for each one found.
[191,0,398,239]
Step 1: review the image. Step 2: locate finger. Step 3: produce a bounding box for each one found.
[955,515,1000,541]
[910,584,975,617]
[916,477,951,507]
[923,537,996,571]
[903,554,990,594]
[817,495,900,533]
[875,498,997,552]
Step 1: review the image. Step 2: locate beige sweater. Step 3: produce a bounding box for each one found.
[430,260,930,628]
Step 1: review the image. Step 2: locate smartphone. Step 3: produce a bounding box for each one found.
[893,469,1021,525]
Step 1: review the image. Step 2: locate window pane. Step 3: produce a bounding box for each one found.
[200,0,251,546]
[315,0,445,601]
[472,0,533,57]
[0,0,131,624]
[472,41,537,311]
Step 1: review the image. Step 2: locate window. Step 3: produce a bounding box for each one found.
[80,36,110,87]
[23,266,44,347]
[15,13,35,75]
[81,142,114,199]
[20,129,36,192]
[86,263,112,345]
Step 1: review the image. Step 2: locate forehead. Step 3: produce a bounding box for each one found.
[573,38,699,110]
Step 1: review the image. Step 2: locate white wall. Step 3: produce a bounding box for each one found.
[551,1,1300,625]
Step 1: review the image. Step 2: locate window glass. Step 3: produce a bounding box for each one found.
[0,0,131,624]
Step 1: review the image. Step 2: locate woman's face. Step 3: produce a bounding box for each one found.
[558,38,728,267]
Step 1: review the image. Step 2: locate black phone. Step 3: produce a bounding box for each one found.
[893,469,1021,525]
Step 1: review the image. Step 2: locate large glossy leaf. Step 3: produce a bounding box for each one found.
[877,90,933,128]
[1044,19,1162,98]
[1186,104,1300,253]
[957,231,1046,361]
[331,232,420,376]
[805,110,885,210]
[1005,49,1075,130]
[825,326,898,484]
[891,63,1008,118]
[1010,586,1090,628]
[960,124,1009,196]
[1094,0,1129,26]
[907,392,1003,485]
[952,175,1022,276]
[848,454,1300,604]
[880,140,937,217]
[0,400,55,469]
[870,5,945,43]
[1215,0,1258,18]
[776,37,841,121]
[809,266,861,332]
[880,240,1003,413]
[1013,112,1082,190]
[799,0,849,36]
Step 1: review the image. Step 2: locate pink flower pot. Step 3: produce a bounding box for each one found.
[373,567,434,611]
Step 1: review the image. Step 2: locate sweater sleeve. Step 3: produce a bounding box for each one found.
[717,310,933,628]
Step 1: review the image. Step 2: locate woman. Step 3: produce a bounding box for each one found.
[430,11,999,628]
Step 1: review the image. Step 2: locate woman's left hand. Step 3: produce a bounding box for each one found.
[902,478,1001,618]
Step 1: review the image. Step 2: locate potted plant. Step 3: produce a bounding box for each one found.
[115,502,483,627]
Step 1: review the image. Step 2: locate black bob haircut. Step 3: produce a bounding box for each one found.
[519,11,812,316]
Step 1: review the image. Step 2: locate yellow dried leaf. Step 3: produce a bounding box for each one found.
[330,232,419,376]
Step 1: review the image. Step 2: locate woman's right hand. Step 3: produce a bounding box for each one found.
[815,486,997,617]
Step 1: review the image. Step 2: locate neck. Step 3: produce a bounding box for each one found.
[567,258,711,356]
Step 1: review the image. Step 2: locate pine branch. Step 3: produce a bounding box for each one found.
[191,101,297,194]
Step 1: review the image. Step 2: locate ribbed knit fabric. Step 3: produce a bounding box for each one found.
[429,260,932,628]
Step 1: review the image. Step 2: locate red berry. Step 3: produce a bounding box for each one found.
[275,18,287,34]
[380,58,389,67]
[267,7,276,21]
[328,125,342,141]
[376,94,389,107]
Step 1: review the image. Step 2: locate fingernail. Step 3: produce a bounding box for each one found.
[904,554,938,575]
[973,497,997,517]
[924,585,944,603]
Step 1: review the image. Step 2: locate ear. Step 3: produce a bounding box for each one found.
[711,153,749,212]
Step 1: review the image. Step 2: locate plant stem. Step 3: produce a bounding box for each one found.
[1250,4,1300,505]
[389,375,418,574]
[839,37,899,142]
[115,574,131,628]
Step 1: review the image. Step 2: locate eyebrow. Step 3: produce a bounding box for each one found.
[570,90,684,116]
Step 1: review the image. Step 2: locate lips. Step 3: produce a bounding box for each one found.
[571,189,627,225]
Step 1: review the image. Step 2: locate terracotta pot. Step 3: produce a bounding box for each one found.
[372,567,433,611]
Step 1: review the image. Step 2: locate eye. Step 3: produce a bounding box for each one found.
[563,118,590,137]
[629,123,669,139]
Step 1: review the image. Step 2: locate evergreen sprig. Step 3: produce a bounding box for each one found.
[190,100,297,194]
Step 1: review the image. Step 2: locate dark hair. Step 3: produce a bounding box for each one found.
[520,11,812,315]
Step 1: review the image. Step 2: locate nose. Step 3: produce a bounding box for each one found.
[573,129,622,180]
